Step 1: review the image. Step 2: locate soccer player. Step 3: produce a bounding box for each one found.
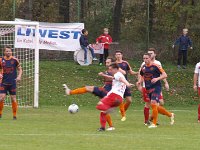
[137,53,174,128]
[115,50,137,121]
[96,63,133,131]
[80,29,97,64]
[96,28,112,65]
[172,28,193,69]
[63,57,115,130]
[0,46,22,120]
[137,48,169,125]
[193,62,200,122]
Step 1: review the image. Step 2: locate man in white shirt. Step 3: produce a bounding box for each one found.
[96,63,133,131]
[193,62,200,122]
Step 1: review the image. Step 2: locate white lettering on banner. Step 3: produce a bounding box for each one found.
[14,19,84,51]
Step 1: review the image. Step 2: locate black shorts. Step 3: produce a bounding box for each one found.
[124,87,132,98]
[0,83,16,95]
[92,87,108,98]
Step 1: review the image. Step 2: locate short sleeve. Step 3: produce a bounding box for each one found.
[194,63,199,74]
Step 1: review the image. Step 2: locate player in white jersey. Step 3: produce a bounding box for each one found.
[193,62,200,122]
[137,48,169,125]
[96,63,133,131]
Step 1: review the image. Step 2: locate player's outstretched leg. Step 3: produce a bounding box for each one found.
[63,84,88,95]
[119,102,126,121]
[11,95,18,120]
[157,106,175,125]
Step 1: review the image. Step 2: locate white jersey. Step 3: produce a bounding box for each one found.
[194,62,200,87]
[107,72,127,98]
[140,60,162,87]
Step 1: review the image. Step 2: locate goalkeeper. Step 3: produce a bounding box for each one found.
[0,46,22,120]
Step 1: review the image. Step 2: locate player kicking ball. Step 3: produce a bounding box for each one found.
[63,58,116,131]
[96,63,133,131]
[0,46,22,120]
[137,53,174,128]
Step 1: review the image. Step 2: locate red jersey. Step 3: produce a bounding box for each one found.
[96,34,112,49]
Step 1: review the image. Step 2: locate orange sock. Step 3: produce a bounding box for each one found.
[157,106,172,117]
[12,101,18,117]
[119,102,125,117]
[151,104,158,125]
[124,101,131,111]
[106,114,113,127]
[0,101,4,116]
[70,87,87,95]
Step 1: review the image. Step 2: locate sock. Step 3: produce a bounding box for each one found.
[106,114,113,127]
[12,101,18,117]
[144,106,150,123]
[198,104,200,120]
[124,101,131,111]
[157,106,172,117]
[70,87,87,95]
[0,101,4,116]
[119,102,125,117]
[151,104,158,125]
[100,112,106,129]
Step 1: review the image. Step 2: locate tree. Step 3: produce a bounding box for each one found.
[59,0,70,22]
[113,0,123,41]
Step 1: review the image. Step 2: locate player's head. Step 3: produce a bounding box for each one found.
[4,46,12,57]
[103,28,109,35]
[82,29,88,35]
[108,63,119,75]
[143,53,151,65]
[183,28,188,35]
[115,50,123,60]
[148,48,156,60]
[105,57,114,67]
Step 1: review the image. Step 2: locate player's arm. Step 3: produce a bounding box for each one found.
[126,61,138,75]
[119,77,133,88]
[193,73,198,92]
[151,72,167,84]
[16,59,23,82]
[98,72,113,80]
[119,68,126,75]
[162,78,169,91]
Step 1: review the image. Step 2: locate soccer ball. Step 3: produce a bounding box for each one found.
[68,104,79,114]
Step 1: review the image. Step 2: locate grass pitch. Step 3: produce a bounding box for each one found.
[0,105,200,150]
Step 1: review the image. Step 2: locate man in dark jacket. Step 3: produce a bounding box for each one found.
[172,28,193,69]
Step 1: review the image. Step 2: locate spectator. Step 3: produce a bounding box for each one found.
[80,29,97,64]
[172,28,193,69]
[96,28,112,65]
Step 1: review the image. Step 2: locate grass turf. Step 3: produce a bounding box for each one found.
[1,60,199,150]
[0,105,200,150]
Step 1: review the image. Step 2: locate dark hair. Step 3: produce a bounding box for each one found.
[109,63,119,69]
[106,57,114,62]
[115,50,123,54]
[81,29,87,34]
[148,48,156,53]
[143,53,151,57]
[4,46,12,51]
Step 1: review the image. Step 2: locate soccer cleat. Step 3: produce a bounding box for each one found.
[177,65,181,69]
[144,121,150,126]
[148,124,157,128]
[182,65,187,69]
[170,113,175,125]
[63,84,71,95]
[97,127,105,132]
[106,127,115,131]
[121,116,126,122]
[93,57,98,61]
[13,116,17,120]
